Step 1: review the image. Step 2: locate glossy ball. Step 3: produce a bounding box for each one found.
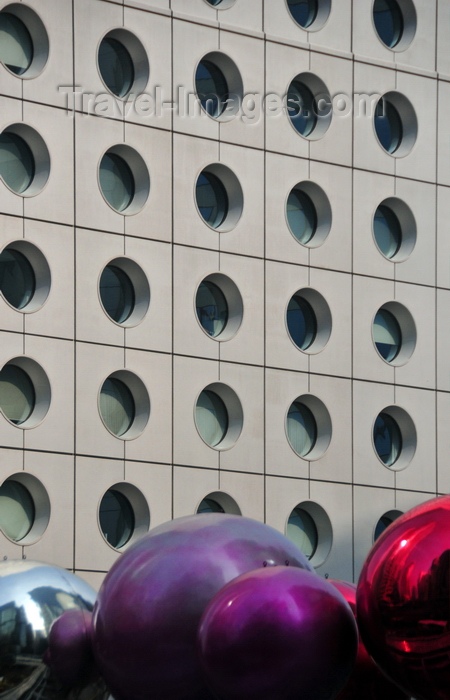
[198,566,358,700]
[330,580,408,700]
[357,495,450,700]
[46,609,96,688]
[92,513,313,700]
[0,559,97,699]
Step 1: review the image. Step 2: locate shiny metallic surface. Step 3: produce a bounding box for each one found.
[330,579,408,700]
[197,566,358,700]
[0,559,101,699]
[92,513,313,700]
[357,495,450,700]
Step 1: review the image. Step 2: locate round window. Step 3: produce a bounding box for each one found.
[98,145,150,215]
[97,29,149,99]
[195,383,243,450]
[286,181,332,247]
[195,52,243,122]
[286,0,331,30]
[0,241,51,313]
[286,394,332,460]
[204,0,236,6]
[372,302,416,365]
[100,265,135,324]
[98,371,150,440]
[372,405,416,471]
[196,281,228,338]
[197,498,225,514]
[372,197,416,262]
[286,507,318,559]
[286,73,332,140]
[372,0,416,50]
[0,479,34,541]
[195,164,243,232]
[0,5,49,78]
[286,288,332,354]
[0,364,35,425]
[374,509,403,540]
[99,489,135,549]
[373,92,417,157]
[0,124,50,196]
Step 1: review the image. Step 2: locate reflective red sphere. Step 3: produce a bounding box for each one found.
[92,514,312,700]
[198,567,358,700]
[357,495,450,700]
[330,580,408,700]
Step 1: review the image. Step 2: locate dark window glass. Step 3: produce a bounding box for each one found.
[287,295,317,350]
[287,81,317,137]
[287,402,317,457]
[99,153,135,212]
[197,498,225,513]
[0,12,33,75]
[99,489,135,548]
[287,507,318,558]
[373,0,404,48]
[0,133,35,194]
[0,249,35,309]
[0,365,35,425]
[287,189,317,244]
[196,390,228,447]
[100,378,135,437]
[196,171,229,228]
[0,480,35,541]
[373,412,402,466]
[196,281,228,338]
[287,0,319,28]
[98,37,134,98]
[195,60,229,118]
[100,265,135,324]
[374,99,403,154]
[374,204,401,258]
[373,308,402,362]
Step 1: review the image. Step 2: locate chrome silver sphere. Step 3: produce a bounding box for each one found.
[0,559,104,699]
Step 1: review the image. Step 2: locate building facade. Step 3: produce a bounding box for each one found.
[0,0,448,590]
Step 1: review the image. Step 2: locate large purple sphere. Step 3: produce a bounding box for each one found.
[198,566,358,700]
[357,495,450,700]
[46,610,95,688]
[330,580,408,700]
[92,514,313,700]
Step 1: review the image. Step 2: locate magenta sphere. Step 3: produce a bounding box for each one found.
[330,580,408,700]
[357,495,450,700]
[92,514,313,700]
[198,567,358,700]
[46,610,96,688]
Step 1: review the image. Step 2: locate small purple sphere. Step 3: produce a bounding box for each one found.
[46,609,96,688]
[92,514,313,700]
[198,566,358,700]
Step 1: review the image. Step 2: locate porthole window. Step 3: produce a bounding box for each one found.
[286,501,332,568]
[372,302,416,365]
[373,92,417,157]
[286,288,332,354]
[286,181,332,247]
[196,491,241,514]
[98,370,150,440]
[286,0,331,30]
[0,5,49,78]
[195,273,243,341]
[195,383,243,450]
[287,73,332,140]
[0,241,51,312]
[98,30,149,99]
[98,145,150,215]
[372,406,416,470]
[372,197,416,262]
[372,0,416,51]
[204,0,236,7]
[374,509,402,540]
[0,358,50,428]
[286,395,331,460]
[99,257,150,327]
[195,164,243,232]
[287,507,318,558]
[0,473,50,544]
[195,52,243,122]
[0,124,50,196]
[197,498,225,514]
[98,482,150,550]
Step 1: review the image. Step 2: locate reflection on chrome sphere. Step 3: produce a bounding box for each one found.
[357,495,450,700]
[0,559,103,700]
[330,580,408,700]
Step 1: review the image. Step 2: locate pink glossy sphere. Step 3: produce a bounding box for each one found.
[46,610,96,688]
[92,514,313,700]
[330,580,408,700]
[357,495,450,700]
[198,567,358,700]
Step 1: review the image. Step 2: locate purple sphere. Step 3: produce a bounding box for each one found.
[92,514,313,700]
[46,609,96,688]
[198,566,358,700]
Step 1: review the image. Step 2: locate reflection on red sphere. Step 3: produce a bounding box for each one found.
[357,495,450,700]
[330,580,408,700]
[198,567,358,700]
